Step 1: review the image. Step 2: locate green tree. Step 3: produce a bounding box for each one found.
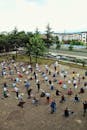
[25,36,34,64]
[0,34,4,52]
[35,27,40,35]
[70,40,84,45]
[0,33,8,52]
[68,44,73,51]
[80,60,86,67]
[32,33,46,63]
[86,42,87,49]
[45,24,53,48]
[8,27,19,51]
[55,36,61,49]
[17,31,29,47]
[25,29,46,63]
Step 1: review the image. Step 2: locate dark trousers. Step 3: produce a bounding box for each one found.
[83,108,87,116]
[18,101,25,108]
[16,92,19,97]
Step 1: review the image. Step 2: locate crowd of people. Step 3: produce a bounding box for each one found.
[0,59,87,117]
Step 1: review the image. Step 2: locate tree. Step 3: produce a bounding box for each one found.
[80,60,86,67]
[0,34,5,52]
[17,31,29,47]
[25,29,46,63]
[8,28,19,52]
[32,33,46,63]
[25,36,34,64]
[35,27,40,35]
[75,59,86,67]
[70,40,84,46]
[68,44,73,51]
[86,42,87,49]
[45,24,53,48]
[55,36,61,50]
[11,27,18,35]
[0,33,9,52]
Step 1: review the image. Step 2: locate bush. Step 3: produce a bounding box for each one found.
[56,44,61,50]
[68,44,73,51]
[70,40,84,45]
[81,60,86,67]
[12,55,16,60]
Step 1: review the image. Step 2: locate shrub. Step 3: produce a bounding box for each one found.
[68,44,73,51]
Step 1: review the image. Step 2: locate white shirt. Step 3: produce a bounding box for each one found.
[68,80,71,84]
[45,93,50,97]
[26,71,29,75]
[18,94,23,101]
[14,87,19,92]
[4,87,7,92]
[73,80,77,84]
[13,83,16,87]
[22,67,25,72]
[45,76,48,81]
[28,65,31,69]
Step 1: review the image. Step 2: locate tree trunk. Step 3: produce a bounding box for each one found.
[29,55,32,64]
[36,55,37,63]
[16,49,17,58]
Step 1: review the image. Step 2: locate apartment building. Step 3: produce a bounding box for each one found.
[53,32,87,44]
[81,32,87,43]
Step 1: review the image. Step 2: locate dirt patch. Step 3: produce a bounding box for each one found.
[0,61,87,130]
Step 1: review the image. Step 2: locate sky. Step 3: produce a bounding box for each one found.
[0,0,87,33]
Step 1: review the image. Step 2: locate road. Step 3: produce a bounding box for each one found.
[49,52,87,60]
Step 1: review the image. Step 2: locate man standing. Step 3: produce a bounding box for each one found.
[25,81,30,93]
[17,94,25,108]
[36,80,40,92]
[83,100,87,116]
[14,86,19,98]
[50,100,56,114]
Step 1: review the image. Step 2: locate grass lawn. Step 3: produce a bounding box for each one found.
[0,54,87,70]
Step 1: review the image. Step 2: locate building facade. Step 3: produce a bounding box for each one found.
[53,32,87,44]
